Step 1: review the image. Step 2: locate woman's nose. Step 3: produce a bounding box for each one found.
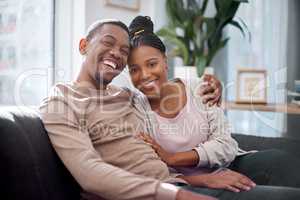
[141,68,151,80]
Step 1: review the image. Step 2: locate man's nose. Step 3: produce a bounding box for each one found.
[109,48,121,59]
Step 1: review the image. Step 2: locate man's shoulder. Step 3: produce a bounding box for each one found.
[39,82,76,112]
[49,82,75,98]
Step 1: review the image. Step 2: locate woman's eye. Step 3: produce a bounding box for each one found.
[149,62,157,68]
[129,68,137,74]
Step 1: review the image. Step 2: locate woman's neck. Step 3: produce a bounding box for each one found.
[149,80,187,118]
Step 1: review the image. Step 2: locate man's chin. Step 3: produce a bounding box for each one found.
[95,72,117,86]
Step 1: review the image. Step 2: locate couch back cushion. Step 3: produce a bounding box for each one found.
[0,107,80,200]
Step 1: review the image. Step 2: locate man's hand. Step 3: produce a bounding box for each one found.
[137,133,175,165]
[183,169,256,193]
[199,74,222,107]
[176,189,217,200]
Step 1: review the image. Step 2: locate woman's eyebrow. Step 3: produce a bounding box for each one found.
[128,63,139,68]
[146,57,159,62]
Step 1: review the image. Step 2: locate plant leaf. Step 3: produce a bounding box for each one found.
[207,38,229,65]
[195,55,207,77]
[229,20,246,37]
[157,27,190,65]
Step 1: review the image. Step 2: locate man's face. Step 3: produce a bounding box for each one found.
[84,24,130,86]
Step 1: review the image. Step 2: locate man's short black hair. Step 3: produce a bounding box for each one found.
[86,19,129,41]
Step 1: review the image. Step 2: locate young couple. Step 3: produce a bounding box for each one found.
[39,16,300,200]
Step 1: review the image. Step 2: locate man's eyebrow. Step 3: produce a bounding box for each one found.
[102,34,116,40]
[102,34,130,48]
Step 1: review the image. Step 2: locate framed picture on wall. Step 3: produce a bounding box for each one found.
[105,0,140,11]
[236,68,267,104]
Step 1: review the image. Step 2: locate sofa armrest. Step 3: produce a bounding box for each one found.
[0,106,80,200]
[232,133,300,158]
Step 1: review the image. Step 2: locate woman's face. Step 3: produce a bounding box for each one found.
[128,45,168,98]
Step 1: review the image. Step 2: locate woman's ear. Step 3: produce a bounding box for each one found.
[163,54,168,70]
[79,38,87,55]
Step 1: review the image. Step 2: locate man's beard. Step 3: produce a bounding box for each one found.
[95,72,112,86]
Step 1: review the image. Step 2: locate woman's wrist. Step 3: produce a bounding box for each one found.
[167,151,199,167]
[166,154,177,166]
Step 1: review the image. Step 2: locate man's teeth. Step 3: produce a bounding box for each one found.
[103,60,117,69]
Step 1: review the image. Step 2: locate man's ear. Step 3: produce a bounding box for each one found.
[79,38,87,55]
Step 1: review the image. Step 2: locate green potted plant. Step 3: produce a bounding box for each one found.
[157,0,249,77]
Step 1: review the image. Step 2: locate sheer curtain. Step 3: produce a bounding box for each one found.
[226,0,288,137]
[0,0,54,106]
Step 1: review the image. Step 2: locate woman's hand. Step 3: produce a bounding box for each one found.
[137,133,200,167]
[137,133,175,165]
[199,74,222,107]
[182,169,256,193]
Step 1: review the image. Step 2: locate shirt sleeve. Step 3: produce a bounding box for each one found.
[193,105,238,168]
[39,96,178,200]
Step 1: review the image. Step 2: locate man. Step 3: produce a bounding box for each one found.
[39,19,300,200]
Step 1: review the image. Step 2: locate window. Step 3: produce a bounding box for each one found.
[0,0,54,106]
[225,0,288,137]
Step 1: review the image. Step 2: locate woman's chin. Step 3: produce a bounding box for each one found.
[142,90,160,100]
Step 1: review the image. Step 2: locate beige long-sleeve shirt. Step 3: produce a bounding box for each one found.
[39,82,182,200]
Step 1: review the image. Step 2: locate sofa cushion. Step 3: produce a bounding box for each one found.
[0,106,80,200]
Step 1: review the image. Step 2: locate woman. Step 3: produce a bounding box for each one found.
[127,16,300,193]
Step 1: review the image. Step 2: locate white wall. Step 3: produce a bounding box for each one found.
[55,0,85,83]
[83,0,167,88]
[55,0,168,87]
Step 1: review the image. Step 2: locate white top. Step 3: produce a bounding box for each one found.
[153,83,209,153]
[146,79,238,175]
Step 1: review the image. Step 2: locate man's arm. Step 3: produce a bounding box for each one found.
[199,74,222,106]
[179,169,256,193]
[39,95,178,200]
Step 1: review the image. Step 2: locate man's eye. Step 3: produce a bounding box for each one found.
[102,41,113,47]
[121,49,129,56]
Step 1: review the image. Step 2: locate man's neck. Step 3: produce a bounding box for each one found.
[76,64,108,91]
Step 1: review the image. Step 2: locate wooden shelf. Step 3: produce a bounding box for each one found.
[224,101,300,114]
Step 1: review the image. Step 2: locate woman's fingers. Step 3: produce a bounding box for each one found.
[138,133,161,151]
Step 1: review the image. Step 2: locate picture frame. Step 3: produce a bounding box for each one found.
[105,0,140,11]
[236,68,267,104]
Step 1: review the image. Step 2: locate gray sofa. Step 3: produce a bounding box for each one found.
[1,106,300,200]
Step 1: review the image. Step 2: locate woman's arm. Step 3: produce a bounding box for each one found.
[192,105,238,168]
